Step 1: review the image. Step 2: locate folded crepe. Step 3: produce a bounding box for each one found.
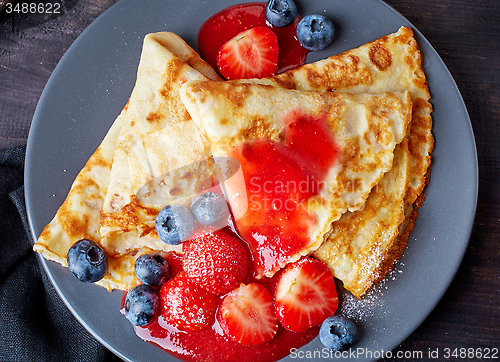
[33,32,220,291]
[34,26,432,297]
[267,26,432,209]
[259,26,433,298]
[313,139,410,297]
[180,80,412,278]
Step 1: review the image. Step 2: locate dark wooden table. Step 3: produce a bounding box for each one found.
[1,0,499,361]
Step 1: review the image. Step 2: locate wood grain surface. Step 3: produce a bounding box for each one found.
[1,0,499,360]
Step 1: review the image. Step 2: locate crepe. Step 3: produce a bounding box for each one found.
[268,26,432,208]
[258,26,433,298]
[33,32,220,291]
[180,80,412,278]
[98,31,225,252]
[313,139,410,297]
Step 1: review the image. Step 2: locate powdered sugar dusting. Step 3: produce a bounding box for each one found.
[338,285,386,323]
[337,260,405,322]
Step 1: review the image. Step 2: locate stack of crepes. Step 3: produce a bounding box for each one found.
[34,27,433,299]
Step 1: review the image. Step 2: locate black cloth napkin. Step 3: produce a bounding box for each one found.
[0,145,122,362]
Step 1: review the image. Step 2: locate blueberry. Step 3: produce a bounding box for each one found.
[123,284,159,326]
[265,0,297,28]
[190,192,230,226]
[67,239,108,283]
[319,316,358,351]
[296,14,335,51]
[134,253,171,286]
[155,204,195,245]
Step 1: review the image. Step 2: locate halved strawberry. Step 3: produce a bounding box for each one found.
[217,26,279,80]
[217,283,278,345]
[160,274,218,331]
[274,257,338,332]
[183,230,249,295]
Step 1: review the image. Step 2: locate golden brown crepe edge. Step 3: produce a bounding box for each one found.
[33,32,220,291]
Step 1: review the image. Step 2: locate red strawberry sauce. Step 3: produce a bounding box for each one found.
[128,5,340,361]
[126,111,340,360]
[198,2,310,75]
[131,251,319,362]
[229,109,341,278]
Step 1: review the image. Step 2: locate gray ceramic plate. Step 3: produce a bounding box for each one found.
[25,0,478,361]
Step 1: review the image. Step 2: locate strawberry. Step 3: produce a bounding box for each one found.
[274,257,339,332]
[217,283,278,345]
[182,230,249,295]
[217,26,279,80]
[160,274,218,331]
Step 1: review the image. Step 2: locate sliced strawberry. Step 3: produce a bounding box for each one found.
[183,230,249,295]
[217,283,278,345]
[217,26,279,80]
[274,257,338,332]
[160,274,218,331]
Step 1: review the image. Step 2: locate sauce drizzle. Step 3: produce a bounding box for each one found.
[229,109,341,277]
[198,2,310,76]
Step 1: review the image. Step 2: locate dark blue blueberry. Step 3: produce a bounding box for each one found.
[67,239,108,283]
[123,284,159,327]
[190,192,230,226]
[265,0,297,28]
[155,204,195,245]
[296,14,335,51]
[134,253,171,286]
[319,316,358,351]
